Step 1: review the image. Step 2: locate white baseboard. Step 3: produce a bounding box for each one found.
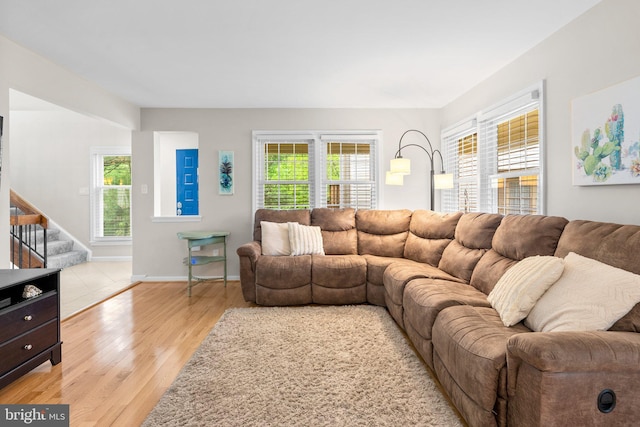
[132,275,240,282]
[90,256,133,262]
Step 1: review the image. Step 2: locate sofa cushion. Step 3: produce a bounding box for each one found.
[488,255,565,327]
[311,208,357,255]
[555,220,640,275]
[288,222,325,256]
[383,260,465,329]
[254,209,310,241]
[438,241,487,283]
[311,255,366,304]
[432,306,530,427]
[255,255,312,305]
[437,213,502,282]
[356,209,411,257]
[455,212,504,249]
[402,278,491,368]
[361,254,398,306]
[471,214,568,295]
[403,210,462,266]
[385,260,464,307]
[493,214,568,260]
[525,252,640,332]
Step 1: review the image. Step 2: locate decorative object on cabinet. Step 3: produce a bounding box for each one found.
[0,268,62,389]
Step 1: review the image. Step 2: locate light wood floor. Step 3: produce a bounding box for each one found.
[0,280,253,426]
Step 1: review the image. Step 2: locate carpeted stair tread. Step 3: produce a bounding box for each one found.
[47,250,88,269]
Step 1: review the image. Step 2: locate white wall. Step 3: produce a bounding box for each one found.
[132,108,440,280]
[0,35,139,266]
[10,106,132,258]
[441,0,640,225]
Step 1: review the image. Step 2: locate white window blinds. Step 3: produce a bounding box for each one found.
[442,119,478,213]
[90,146,132,242]
[321,136,377,209]
[253,131,380,211]
[255,136,315,210]
[441,82,545,215]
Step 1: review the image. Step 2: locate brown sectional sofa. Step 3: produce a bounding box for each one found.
[236,208,640,427]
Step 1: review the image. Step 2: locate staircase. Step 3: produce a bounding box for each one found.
[10,190,88,269]
[36,226,88,269]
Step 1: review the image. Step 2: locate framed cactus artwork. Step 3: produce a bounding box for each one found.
[219,150,234,195]
[572,75,640,186]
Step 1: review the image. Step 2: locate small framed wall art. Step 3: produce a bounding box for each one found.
[572,75,640,186]
[219,150,234,195]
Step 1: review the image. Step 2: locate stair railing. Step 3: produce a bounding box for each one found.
[10,190,48,268]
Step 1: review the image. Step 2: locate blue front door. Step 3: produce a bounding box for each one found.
[176,149,199,215]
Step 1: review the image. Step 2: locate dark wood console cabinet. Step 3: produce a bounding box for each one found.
[0,269,62,389]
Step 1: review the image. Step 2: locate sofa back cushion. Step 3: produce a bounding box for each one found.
[438,213,503,282]
[311,208,357,255]
[253,209,311,241]
[470,214,568,295]
[555,220,640,332]
[404,210,462,266]
[356,209,412,257]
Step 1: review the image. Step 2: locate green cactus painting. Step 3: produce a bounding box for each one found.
[574,126,619,180]
[572,75,640,186]
[605,104,624,170]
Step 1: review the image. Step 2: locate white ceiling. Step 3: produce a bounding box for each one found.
[0,0,601,109]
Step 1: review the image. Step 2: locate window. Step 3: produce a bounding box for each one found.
[323,137,376,209]
[442,82,544,215]
[262,139,312,209]
[254,131,380,211]
[91,147,131,242]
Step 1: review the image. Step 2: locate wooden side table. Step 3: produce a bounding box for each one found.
[177,231,229,296]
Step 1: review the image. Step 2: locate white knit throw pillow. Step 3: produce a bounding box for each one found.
[488,255,564,327]
[288,222,325,256]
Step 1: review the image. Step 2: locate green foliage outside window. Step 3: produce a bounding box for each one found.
[264,152,310,209]
[103,156,131,237]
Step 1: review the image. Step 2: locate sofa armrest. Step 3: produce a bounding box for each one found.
[508,330,640,373]
[507,331,640,426]
[236,241,262,303]
[237,241,262,263]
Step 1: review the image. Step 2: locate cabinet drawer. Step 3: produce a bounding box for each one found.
[0,319,58,374]
[0,293,57,343]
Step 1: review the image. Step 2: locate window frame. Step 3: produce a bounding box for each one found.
[253,130,382,212]
[90,146,132,244]
[441,81,545,215]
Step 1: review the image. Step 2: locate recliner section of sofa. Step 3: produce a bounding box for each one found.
[236,209,640,427]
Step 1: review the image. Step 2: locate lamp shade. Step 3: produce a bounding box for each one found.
[390,157,411,175]
[433,173,454,189]
[385,171,404,185]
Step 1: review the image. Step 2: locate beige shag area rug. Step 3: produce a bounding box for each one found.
[143,305,463,427]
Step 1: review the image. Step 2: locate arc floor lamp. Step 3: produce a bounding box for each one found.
[385,129,454,211]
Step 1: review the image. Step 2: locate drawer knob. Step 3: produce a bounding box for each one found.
[24,344,33,350]
[24,315,33,321]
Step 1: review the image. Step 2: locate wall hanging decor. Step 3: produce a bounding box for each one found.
[572,75,640,186]
[219,150,234,195]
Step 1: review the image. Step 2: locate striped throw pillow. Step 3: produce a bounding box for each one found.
[288,222,325,256]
